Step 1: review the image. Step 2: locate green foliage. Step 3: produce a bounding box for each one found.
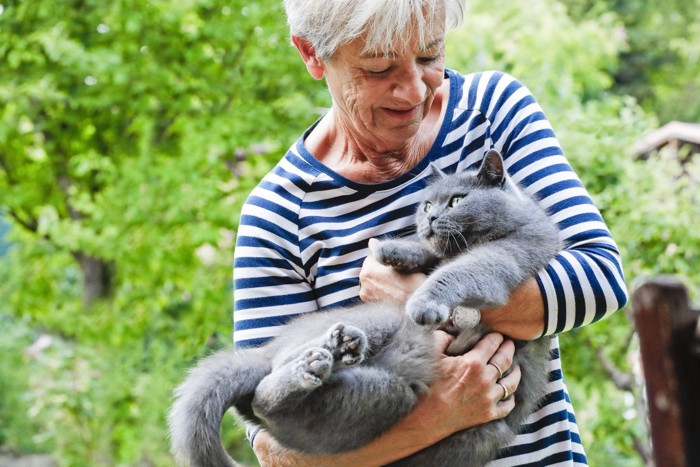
[0,0,328,340]
[448,0,623,106]
[0,315,51,453]
[0,0,322,463]
[603,154,700,291]
[0,310,253,466]
[562,0,700,123]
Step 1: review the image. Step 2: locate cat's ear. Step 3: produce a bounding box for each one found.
[477,149,506,187]
[428,163,448,180]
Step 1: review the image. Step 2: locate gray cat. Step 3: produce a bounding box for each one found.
[168,149,560,467]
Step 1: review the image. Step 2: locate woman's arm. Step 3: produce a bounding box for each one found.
[479,71,628,336]
[252,332,520,466]
[359,240,544,340]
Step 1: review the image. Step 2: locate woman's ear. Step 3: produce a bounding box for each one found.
[292,35,325,80]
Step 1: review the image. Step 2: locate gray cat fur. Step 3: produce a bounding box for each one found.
[168,149,561,466]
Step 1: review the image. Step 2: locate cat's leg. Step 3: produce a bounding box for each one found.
[253,322,369,417]
[406,248,513,325]
[252,347,334,417]
[374,238,437,273]
[406,277,454,325]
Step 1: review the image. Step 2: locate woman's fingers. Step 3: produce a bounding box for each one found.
[468,332,505,363]
[468,333,516,378]
[486,337,515,381]
[486,363,519,419]
[433,330,455,353]
[495,364,521,403]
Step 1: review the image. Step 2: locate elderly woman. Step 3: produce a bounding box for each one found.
[233,0,627,465]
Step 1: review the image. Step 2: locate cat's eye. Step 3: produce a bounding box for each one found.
[449,196,464,208]
[423,202,433,213]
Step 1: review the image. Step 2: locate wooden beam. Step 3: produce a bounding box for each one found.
[633,277,700,467]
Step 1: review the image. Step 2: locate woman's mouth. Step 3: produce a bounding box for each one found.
[383,106,420,120]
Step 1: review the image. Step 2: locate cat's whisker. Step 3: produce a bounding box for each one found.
[395,228,417,239]
[454,232,469,252]
[450,233,466,254]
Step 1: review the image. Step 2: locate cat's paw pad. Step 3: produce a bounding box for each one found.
[407,294,450,326]
[295,348,333,387]
[326,323,368,367]
[374,241,422,272]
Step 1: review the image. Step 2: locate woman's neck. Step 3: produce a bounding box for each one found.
[305,79,449,184]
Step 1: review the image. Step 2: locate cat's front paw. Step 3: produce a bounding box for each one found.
[295,348,333,387]
[406,292,450,326]
[374,240,425,272]
[324,323,368,367]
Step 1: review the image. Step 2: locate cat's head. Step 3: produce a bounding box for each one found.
[416,150,515,257]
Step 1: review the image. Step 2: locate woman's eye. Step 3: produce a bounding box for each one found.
[367,67,390,76]
[363,58,392,76]
[423,202,433,213]
[449,196,463,208]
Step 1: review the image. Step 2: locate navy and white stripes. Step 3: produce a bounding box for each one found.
[233,69,627,464]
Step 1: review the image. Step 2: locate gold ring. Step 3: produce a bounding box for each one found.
[488,361,503,379]
[498,382,510,401]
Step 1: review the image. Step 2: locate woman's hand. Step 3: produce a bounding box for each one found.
[417,331,519,436]
[359,238,427,304]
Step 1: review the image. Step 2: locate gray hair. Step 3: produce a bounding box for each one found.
[284,0,465,61]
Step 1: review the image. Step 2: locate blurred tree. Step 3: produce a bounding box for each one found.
[0,0,325,463]
[448,0,623,108]
[562,0,700,123]
[0,0,326,317]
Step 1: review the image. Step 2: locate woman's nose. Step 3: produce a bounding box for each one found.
[392,64,427,104]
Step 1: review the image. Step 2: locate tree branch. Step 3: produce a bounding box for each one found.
[6,208,39,234]
[584,331,636,391]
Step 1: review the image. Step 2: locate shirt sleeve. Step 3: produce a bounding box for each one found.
[479,71,628,335]
[232,178,318,349]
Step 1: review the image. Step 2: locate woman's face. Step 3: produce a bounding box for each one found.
[322,28,446,153]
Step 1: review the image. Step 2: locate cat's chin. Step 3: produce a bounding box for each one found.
[428,239,465,258]
[427,244,445,258]
[419,238,440,257]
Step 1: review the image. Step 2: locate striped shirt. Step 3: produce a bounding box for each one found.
[233,69,628,465]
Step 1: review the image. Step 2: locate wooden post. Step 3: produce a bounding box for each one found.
[633,277,700,467]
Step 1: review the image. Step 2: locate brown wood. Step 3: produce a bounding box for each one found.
[633,277,700,467]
